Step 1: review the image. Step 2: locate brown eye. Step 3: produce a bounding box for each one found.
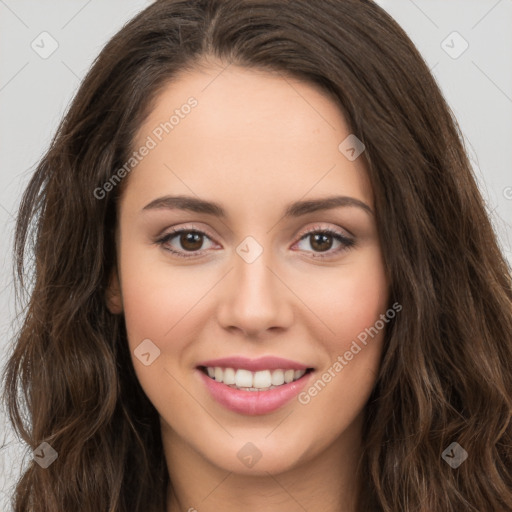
[309,233,334,252]
[179,232,204,251]
[157,229,216,258]
[295,228,355,258]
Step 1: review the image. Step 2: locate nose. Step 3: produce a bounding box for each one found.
[215,244,294,339]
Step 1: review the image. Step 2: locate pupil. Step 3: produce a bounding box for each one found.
[311,233,332,252]
[181,232,203,251]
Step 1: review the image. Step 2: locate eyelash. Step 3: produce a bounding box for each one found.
[155,224,356,260]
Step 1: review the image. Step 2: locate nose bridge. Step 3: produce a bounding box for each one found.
[237,245,274,295]
[234,234,280,309]
[216,233,292,335]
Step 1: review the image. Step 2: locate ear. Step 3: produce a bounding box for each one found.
[106,266,123,314]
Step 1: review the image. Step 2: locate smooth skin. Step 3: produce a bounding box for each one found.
[107,61,389,512]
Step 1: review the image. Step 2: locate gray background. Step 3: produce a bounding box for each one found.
[1,1,511,509]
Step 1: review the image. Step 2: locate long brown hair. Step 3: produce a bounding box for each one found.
[3,1,512,510]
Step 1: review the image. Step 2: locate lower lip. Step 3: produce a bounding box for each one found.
[198,369,314,415]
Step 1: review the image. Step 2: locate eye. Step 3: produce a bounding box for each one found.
[155,224,356,260]
[156,227,217,258]
[293,225,356,258]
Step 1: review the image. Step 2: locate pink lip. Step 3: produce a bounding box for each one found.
[197,356,310,372]
[197,369,314,415]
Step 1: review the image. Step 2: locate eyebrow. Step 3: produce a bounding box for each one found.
[142,194,373,218]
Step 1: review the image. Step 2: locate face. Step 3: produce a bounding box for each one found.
[108,63,389,477]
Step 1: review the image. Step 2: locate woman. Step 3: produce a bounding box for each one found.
[3,0,512,510]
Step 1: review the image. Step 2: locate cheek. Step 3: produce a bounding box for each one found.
[294,248,388,423]
[296,247,389,346]
[118,249,209,407]
[119,243,213,346]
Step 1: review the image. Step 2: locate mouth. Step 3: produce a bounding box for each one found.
[198,366,314,391]
[195,357,315,415]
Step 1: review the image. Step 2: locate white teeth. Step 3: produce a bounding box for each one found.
[223,367,236,385]
[253,370,272,389]
[271,369,285,386]
[284,369,295,383]
[204,366,308,390]
[235,369,253,388]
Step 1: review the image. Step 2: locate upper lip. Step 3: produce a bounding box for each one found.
[197,356,312,372]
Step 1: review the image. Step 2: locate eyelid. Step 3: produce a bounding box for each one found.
[156,222,355,259]
[158,222,352,243]
[155,223,219,246]
[290,224,355,258]
[294,223,353,241]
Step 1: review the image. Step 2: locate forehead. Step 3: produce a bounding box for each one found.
[124,64,373,214]
[139,63,347,143]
